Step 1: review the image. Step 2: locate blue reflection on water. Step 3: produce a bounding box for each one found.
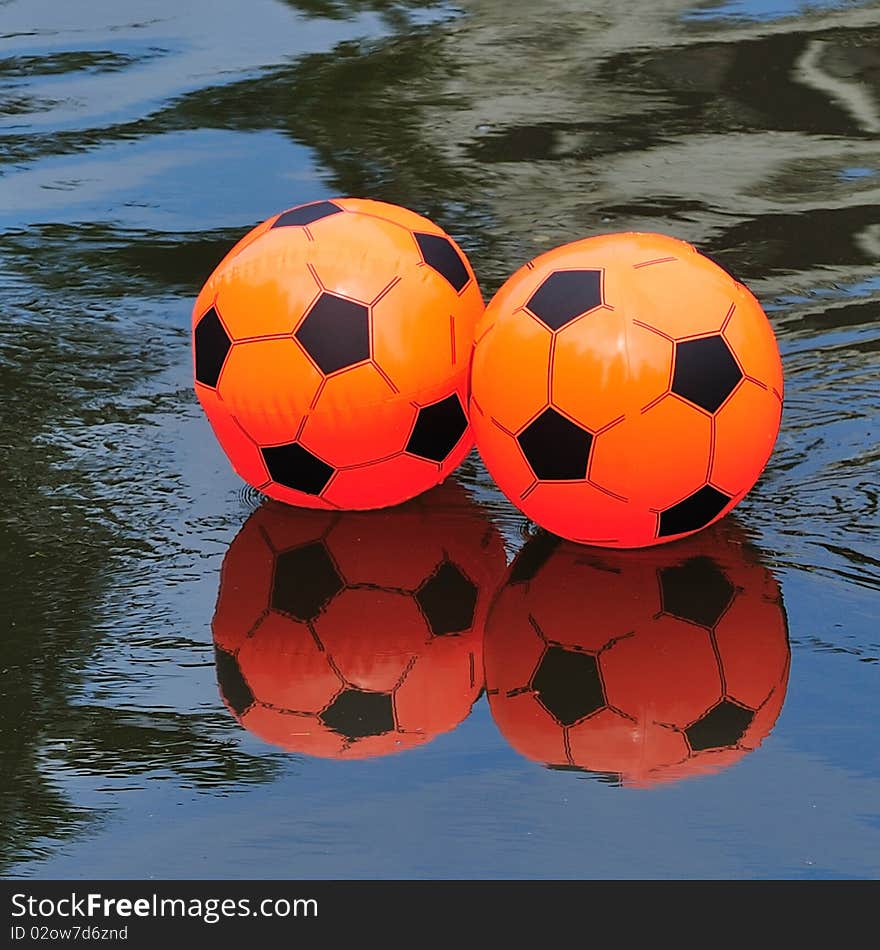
[685,0,873,21]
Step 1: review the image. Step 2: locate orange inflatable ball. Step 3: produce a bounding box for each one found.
[470,232,784,547]
[484,523,790,787]
[192,197,485,510]
[212,481,507,759]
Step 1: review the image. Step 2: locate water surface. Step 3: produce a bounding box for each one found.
[1,0,878,879]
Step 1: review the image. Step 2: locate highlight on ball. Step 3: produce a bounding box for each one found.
[192,197,485,511]
[469,232,784,548]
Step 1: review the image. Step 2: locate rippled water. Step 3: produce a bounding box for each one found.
[1,0,878,879]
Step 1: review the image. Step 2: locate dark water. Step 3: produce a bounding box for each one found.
[1,0,878,879]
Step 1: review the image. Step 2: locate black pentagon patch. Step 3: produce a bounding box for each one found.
[296,293,370,375]
[672,335,743,413]
[406,393,468,462]
[261,442,334,496]
[526,270,603,331]
[320,688,394,740]
[507,533,562,585]
[271,541,344,621]
[658,485,731,538]
[685,699,754,751]
[214,647,254,717]
[272,201,343,228]
[194,306,232,388]
[659,556,736,629]
[518,408,592,480]
[415,561,477,636]
[533,646,605,727]
[414,232,470,293]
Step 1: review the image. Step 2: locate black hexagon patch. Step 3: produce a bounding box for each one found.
[194,306,232,388]
[414,233,470,293]
[533,646,605,727]
[261,442,335,496]
[526,270,603,331]
[685,699,754,751]
[272,201,343,228]
[517,408,592,480]
[214,647,254,716]
[658,556,736,629]
[415,561,477,636]
[320,688,395,740]
[271,541,344,622]
[658,485,731,538]
[672,335,742,413]
[296,293,370,375]
[406,394,468,462]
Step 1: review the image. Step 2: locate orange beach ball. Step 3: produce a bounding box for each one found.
[469,232,783,548]
[192,198,484,510]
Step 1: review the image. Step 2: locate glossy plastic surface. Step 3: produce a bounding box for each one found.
[470,232,783,547]
[193,198,484,509]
